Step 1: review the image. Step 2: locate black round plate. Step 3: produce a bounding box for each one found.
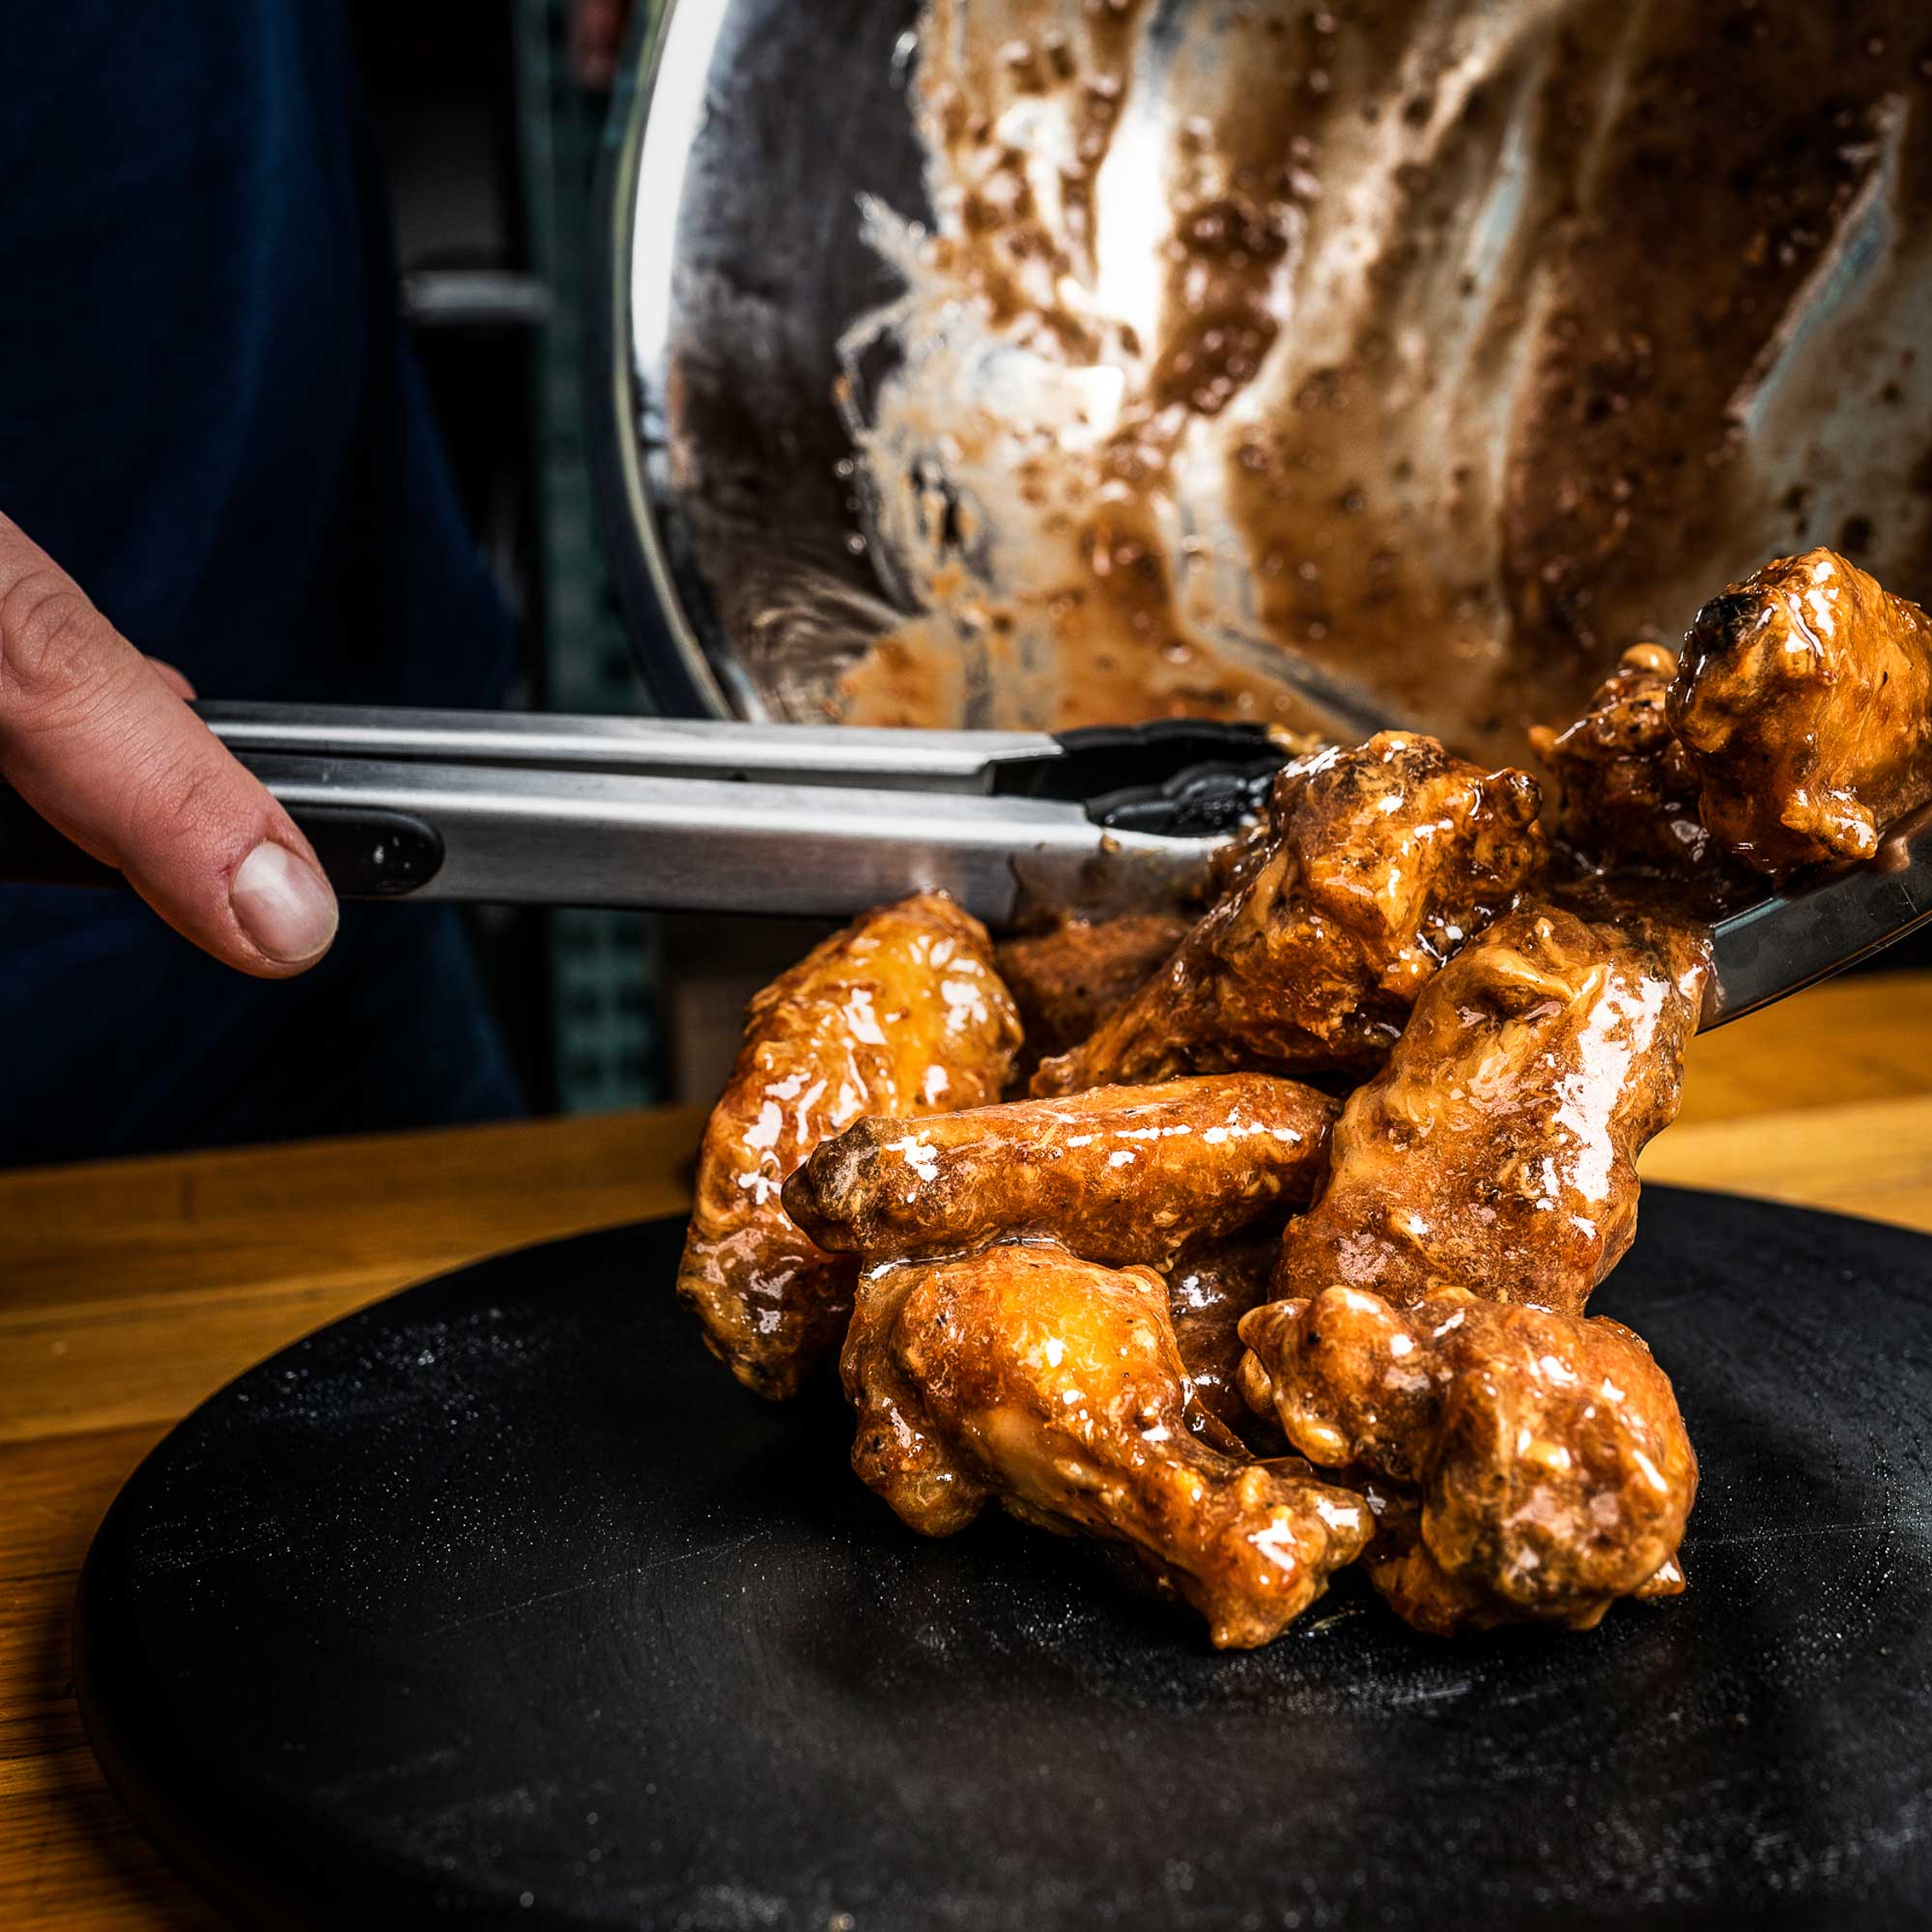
[76,1191,1932,1930]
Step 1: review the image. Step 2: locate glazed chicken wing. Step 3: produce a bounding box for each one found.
[1529,643,1726,882]
[1272,902,1706,1317]
[676,893,1020,1400]
[1239,1286,1696,1634]
[843,1241,1372,1648]
[995,910,1191,1061]
[1162,1230,1285,1447]
[782,1072,1336,1269]
[1031,733,1547,1095]
[1670,547,1932,872]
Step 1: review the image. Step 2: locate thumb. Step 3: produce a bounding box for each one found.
[0,515,339,977]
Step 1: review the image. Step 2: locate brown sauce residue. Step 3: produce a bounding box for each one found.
[838,0,1932,762]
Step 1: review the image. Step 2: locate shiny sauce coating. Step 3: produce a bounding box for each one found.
[784,1071,1336,1268]
[842,1240,1371,1648]
[1271,901,1707,1316]
[676,893,1019,1400]
[1671,547,1932,871]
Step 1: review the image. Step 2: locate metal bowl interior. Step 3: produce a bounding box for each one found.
[596,0,1932,745]
[593,0,927,720]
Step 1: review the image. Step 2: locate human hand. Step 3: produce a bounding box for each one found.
[0,514,338,975]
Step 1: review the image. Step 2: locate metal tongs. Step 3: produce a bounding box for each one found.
[1,702,1927,1031]
[0,703,1282,925]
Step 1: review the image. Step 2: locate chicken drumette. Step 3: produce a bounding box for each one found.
[1270,901,1707,1317]
[1031,733,1547,1095]
[1239,1287,1696,1634]
[783,1072,1336,1270]
[995,910,1191,1062]
[1670,547,1932,872]
[676,892,1019,1400]
[843,1240,1372,1648]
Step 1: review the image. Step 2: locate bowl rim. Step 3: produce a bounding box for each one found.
[587,0,751,720]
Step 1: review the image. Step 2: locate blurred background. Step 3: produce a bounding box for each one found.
[358,0,807,1121]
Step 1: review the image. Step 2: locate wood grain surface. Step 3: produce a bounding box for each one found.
[2,977,1928,1927]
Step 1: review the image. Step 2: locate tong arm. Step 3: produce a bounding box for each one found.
[1704,809,1932,1027]
[197,703,1062,792]
[0,746,1226,924]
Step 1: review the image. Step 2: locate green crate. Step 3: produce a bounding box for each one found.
[517,0,662,1111]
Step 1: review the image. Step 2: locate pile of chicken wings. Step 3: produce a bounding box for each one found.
[675,547,1932,1645]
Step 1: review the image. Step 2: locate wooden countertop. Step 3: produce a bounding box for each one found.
[5,971,1931,1928]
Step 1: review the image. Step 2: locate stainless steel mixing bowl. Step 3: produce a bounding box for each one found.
[592,0,929,720]
[593,0,1932,749]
